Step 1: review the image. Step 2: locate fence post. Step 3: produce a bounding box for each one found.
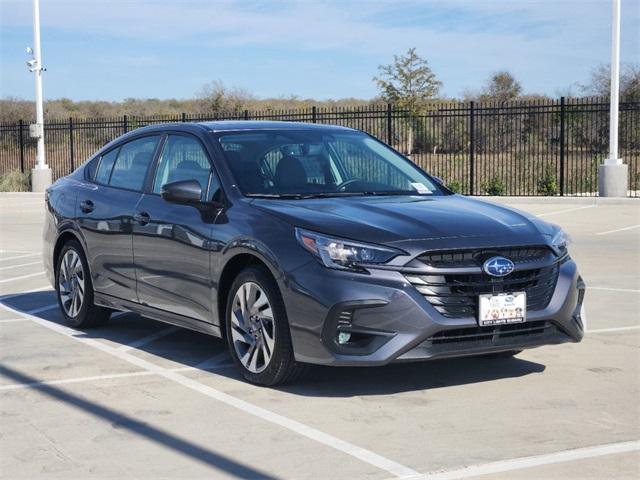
[181,112,186,123]
[387,103,393,145]
[559,97,566,196]
[312,106,317,123]
[123,115,128,134]
[244,109,249,121]
[69,117,75,173]
[469,101,476,195]
[18,120,25,173]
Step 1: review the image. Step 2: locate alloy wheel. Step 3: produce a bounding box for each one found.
[58,250,85,318]
[230,282,275,373]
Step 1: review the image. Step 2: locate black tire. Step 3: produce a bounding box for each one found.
[225,266,307,386]
[481,350,522,359]
[55,240,110,328]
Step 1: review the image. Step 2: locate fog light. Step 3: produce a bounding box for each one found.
[337,331,351,345]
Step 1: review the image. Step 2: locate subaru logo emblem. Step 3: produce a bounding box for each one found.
[483,256,515,277]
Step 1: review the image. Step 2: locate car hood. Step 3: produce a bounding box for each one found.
[251,194,553,254]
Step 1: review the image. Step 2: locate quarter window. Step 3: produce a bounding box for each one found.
[153,135,212,199]
[109,136,159,191]
[94,148,119,184]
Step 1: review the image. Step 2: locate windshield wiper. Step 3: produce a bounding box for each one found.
[245,193,310,199]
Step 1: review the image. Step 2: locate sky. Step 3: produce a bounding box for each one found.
[1,0,639,102]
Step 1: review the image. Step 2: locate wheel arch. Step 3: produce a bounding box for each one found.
[216,252,280,337]
[53,229,86,275]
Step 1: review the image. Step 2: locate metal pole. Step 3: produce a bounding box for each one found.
[597,0,627,197]
[559,97,566,196]
[606,0,622,165]
[32,0,46,169]
[469,101,475,196]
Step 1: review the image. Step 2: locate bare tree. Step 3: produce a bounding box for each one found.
[480,71,522,102]
[196,80,255,115]
[579,64,640,102]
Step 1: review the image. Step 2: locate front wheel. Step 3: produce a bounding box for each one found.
[225,266,307,385]
[56,240,110,328]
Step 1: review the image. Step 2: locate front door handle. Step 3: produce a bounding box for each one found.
[80,200,94,213]
[133,211,151,225]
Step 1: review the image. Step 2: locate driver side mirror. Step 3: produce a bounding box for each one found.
[161,180,202,205]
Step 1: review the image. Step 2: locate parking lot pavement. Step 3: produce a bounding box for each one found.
[1,194,639,479]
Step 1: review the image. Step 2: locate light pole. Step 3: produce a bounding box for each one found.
[598,0,627,197]
[28,0,52,192]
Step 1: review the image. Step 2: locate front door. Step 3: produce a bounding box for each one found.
[132,133,220,323]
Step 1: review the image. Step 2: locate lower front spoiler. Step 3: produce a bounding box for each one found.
[395,320,574,362]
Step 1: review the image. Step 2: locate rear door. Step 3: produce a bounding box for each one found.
[78,135,160,302]
[132,133,220,322]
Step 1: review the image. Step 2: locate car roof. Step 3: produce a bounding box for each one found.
[131,120,357,135]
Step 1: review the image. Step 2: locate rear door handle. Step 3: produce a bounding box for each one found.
[133,212,151,225]
[80,200,94,213]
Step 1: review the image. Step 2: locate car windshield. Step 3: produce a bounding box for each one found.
[215,130,446,198]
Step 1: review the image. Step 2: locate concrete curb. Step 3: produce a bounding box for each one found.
[471,196,638,205]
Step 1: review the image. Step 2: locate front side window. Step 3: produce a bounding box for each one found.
[153,135,211,200]
[109,136,159,191]
[216,130,444,197]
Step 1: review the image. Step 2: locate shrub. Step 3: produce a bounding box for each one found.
[446,181,462,193]
[482,176,506,196]
[0,171,30,192]
[536,164,558,195]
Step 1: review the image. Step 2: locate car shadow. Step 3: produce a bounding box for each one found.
[1,291,546,398]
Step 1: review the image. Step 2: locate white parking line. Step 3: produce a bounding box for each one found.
[0,370,157,391]
[0,260,42,271]
[407,440,640,480]
[118,326,180,352]
[0,253,40,263]
[194,352,230,369]
[0,286,52,301]
[27,304,59,314]
[536,205,596,217]
[588,326,640,334]
[0,363,237,392]
[0,318,30,324]
[589,286,640,293]
[595,224,640,236]
[0,271,45,284]
[0,249,30,254]
[0,302,419,478]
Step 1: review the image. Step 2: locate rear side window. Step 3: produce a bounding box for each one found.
[94,148,119,184]
[109,136,159,191]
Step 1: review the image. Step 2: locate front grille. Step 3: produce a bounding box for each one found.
[406,264,559,318]
[418,246,552,268]
[429,320,551,345]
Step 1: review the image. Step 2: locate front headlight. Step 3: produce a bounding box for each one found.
[295,227,403,271]
[551,227,572,255]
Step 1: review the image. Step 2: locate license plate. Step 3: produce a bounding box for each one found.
[478,292,526,326]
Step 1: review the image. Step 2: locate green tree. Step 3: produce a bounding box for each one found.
[374,48,442,112]
[374,48,441,153]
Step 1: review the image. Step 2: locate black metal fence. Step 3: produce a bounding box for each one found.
[1,98,638,196]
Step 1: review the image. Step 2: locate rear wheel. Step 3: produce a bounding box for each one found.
[225,266,307,385]
[56,240,110,328]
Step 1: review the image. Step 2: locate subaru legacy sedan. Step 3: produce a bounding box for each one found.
[44,121,585,385]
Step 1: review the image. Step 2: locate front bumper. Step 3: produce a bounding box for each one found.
[282,258,584,366]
